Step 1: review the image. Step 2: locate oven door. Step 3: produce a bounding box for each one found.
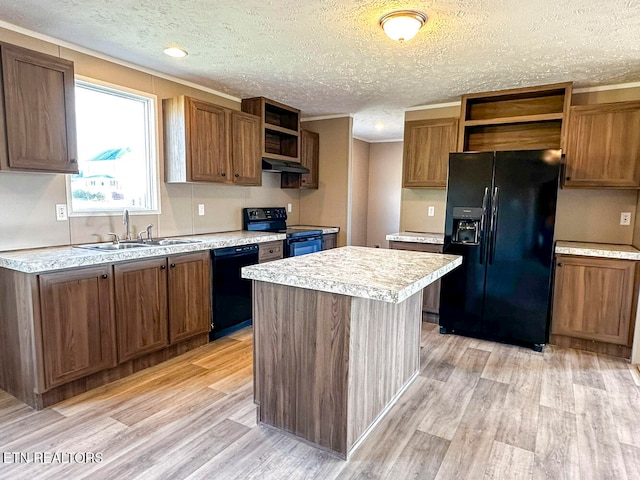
[287,236,323,257]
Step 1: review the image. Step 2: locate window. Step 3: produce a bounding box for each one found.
[69,79,159,215]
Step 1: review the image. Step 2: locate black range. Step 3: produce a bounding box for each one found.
[242,207,323,257]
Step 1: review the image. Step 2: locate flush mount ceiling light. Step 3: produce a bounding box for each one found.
[163,46,188,58]
[379,10,427,42]
[374,122,385,130]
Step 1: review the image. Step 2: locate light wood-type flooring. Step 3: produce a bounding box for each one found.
[1,322,640,480]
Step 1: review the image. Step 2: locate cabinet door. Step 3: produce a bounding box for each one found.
[114,258,169,362]
[0,44,78,173]
[565,101,640,188]
[300,129,319,189]
[230,110,261,185]
[168,252,211,344]
[39,266,116,389]
[322,233,337,250]
[389,241,443,314]
[551,256,636,345]
[402,118,458,188]
[187,97,228,182]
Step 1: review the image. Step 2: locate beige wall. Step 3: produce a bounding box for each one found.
[299,117,352,247]
[367,142,402,248]
[0,27,300,252]
[350,139,370,246]
[400,88,640,244]
[555,189,637,244]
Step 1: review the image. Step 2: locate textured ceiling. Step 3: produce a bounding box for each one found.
[0,0,639,141]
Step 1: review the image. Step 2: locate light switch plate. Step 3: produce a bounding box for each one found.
[287,203,292,213]
[620,212,631,225]
[198,204,205,216]
[428,206,435,217]
[55,204,68,221]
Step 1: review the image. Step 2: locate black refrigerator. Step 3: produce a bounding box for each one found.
[440,149,561,351]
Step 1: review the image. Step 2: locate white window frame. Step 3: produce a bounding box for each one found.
[67,76,161,217]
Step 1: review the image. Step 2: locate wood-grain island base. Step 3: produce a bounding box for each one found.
[252,281,422,459]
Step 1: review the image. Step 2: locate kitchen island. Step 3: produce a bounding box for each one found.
[242,246,462,459]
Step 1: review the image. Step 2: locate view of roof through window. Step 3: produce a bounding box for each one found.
[70,81,157,213]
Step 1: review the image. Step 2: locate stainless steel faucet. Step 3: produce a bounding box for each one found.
[123,209,131,241]
[138,224,153,242]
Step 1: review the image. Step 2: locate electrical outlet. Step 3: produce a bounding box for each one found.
[428,206,435,217]
[287,203,292,213]
[55,204,68,221]
[620,212,631,225]
[198,204,205,216]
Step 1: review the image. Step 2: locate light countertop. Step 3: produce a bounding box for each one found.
[386,232,444,245]
[555,241,640,261]
[0,231,286,273]
[242,246,462,304]
[289,225,340,234]
[385,234,639,261]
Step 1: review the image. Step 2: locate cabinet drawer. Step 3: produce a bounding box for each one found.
[259,241,283,263]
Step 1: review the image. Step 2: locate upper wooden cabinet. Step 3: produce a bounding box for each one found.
[281,129,320,189]
[230,110,262,185]
[241,96,300,162]
[402,118,458,188]
[0,43,78,173]
[458,83,572,152]
[39,265,116,389]
[551,255,637,346]
[564,101,640,188]
[163,95,261,185]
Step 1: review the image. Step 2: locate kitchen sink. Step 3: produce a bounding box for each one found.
[76,238,201,251]
[76,242,152,251]
[144,238,201,246]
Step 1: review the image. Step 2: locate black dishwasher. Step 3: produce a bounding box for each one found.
[210,244,259,340]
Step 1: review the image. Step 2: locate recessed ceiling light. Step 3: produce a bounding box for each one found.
[163,46,188,58]
[374,122,385,130]
[379,10,428,42]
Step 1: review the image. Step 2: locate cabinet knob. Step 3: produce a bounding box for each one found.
[557,263,563,267]
[70,158,77,164]
[160,265,166,270]
[101,274,108,279]
[269,249,274,254]
[234,173,239,178]
[170,263,176,268]
[221,172,226,177]
[302,179,306,183]
[565,176,571,181]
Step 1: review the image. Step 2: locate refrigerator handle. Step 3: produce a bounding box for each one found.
[489,186,499,265]
[480,187,489,265]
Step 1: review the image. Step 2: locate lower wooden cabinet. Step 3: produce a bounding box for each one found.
[39,265,117,389]
[389,241,443,314]
[0,251,212,408]
[551,255,637,346]
[168,252,211,343]
[114,257,169,363]
[115,252,211,362]
[258,240,284,263]
[322,233,337,250]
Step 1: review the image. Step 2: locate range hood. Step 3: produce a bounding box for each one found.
[262,158,310,174]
